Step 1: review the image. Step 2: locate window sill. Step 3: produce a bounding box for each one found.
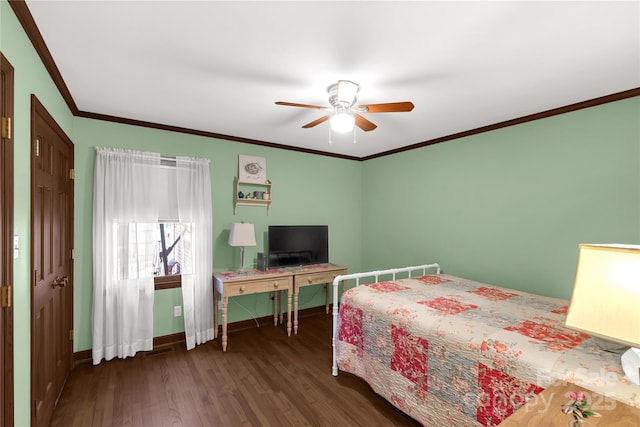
[154,276,181,290]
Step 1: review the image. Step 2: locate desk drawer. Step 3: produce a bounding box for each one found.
[225,277,291,297]
[295,271,344,287]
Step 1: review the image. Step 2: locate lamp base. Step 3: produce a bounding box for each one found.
[621,347,640,385]
[238,246,246,272]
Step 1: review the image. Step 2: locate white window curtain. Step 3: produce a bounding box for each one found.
[93,148,214,365]
[93,147,160,364]
[176,157,214,349]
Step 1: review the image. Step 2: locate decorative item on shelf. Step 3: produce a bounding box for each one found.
[565,244,640,385]
[263,192,270,200]
[237,191,244,199]
[561,391,600,426]
[228,222,256,271]
[253,191,263,200]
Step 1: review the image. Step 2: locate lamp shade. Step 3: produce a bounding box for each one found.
[228,222,256,247]
[565,244,640,347]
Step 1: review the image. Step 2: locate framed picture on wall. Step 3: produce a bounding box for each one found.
[238,155,267,182]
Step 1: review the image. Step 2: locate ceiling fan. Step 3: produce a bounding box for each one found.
[275,80,414,133]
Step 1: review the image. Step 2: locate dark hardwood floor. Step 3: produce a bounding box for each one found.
[51,312,421,427]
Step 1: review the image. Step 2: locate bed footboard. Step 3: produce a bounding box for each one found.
[331,263,441,376]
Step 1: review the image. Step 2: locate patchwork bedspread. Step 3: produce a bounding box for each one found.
[335,274,640,426]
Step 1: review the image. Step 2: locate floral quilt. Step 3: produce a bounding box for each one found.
[335,274,640,426]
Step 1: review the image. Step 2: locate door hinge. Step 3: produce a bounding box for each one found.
[1,285,11,308]
[1,117,11,139]
[69,168,75,180]
[69,329,74,341]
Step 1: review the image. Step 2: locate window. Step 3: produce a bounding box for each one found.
[153,222,192,289]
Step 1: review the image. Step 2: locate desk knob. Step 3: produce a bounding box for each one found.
[273,281,279,289]
[308,277,313,283]
[239,285,246,293]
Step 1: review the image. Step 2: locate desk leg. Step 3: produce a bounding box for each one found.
[222,296,229,352]
[286,289,292,336]
[273,291,278,326]
[279,291,284,325]
[213,288,219,339]
[325,284,329,314]
[293,286,299,334]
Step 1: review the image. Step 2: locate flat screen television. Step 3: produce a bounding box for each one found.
[268,225,328,268]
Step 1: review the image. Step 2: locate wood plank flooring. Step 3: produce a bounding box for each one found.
[51,312,421,427]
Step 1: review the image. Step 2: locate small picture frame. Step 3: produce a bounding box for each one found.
[238,155,267,182]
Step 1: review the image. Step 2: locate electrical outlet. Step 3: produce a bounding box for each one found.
[174,305,182,317]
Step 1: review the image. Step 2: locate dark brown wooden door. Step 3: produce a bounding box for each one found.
[31,96,74,427]
[1,52,15,427]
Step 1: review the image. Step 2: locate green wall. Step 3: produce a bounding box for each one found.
[72,117,363,350]
[3,0,640,425]
[362,97,640,299]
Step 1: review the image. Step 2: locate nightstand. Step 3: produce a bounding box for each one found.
[499,381,640,426]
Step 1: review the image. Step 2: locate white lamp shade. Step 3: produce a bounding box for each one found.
[228,222,256,247]
[565,244,640,347]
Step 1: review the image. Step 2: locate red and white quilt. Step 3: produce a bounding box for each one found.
[336,274,640,426]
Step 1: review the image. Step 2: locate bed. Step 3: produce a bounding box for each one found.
[331,264,640,426]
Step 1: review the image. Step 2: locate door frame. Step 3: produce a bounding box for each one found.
[1,52,15,427]
[30,95,74,426]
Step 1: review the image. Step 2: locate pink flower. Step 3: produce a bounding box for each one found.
[567,391,586,402]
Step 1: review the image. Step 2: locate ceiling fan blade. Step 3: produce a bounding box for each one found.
[358,102,415,113]
[275,101,326,109]
[354,114,377,132]
[302,115,330,128]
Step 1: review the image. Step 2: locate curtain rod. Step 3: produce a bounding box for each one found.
[95,147,209,164]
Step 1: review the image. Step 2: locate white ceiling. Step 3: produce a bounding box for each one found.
[24,1,640,159]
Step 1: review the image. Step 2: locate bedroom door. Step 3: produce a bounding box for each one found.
[31,96,74,427]
[0,52,15,427]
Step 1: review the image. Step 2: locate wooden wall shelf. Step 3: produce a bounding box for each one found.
[234,177,272,215]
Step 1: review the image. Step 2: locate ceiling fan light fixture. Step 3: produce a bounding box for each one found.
[330,112,355,133]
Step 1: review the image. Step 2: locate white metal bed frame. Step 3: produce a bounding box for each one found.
[331,263,441,376]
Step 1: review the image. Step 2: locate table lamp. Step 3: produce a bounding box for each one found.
[565,244,640,385]
[228,222,256,271]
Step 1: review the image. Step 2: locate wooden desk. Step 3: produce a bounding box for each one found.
[499,381,640,426]
[291,263,347,334]
[213,264,347,351]
[213,270,293,352]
